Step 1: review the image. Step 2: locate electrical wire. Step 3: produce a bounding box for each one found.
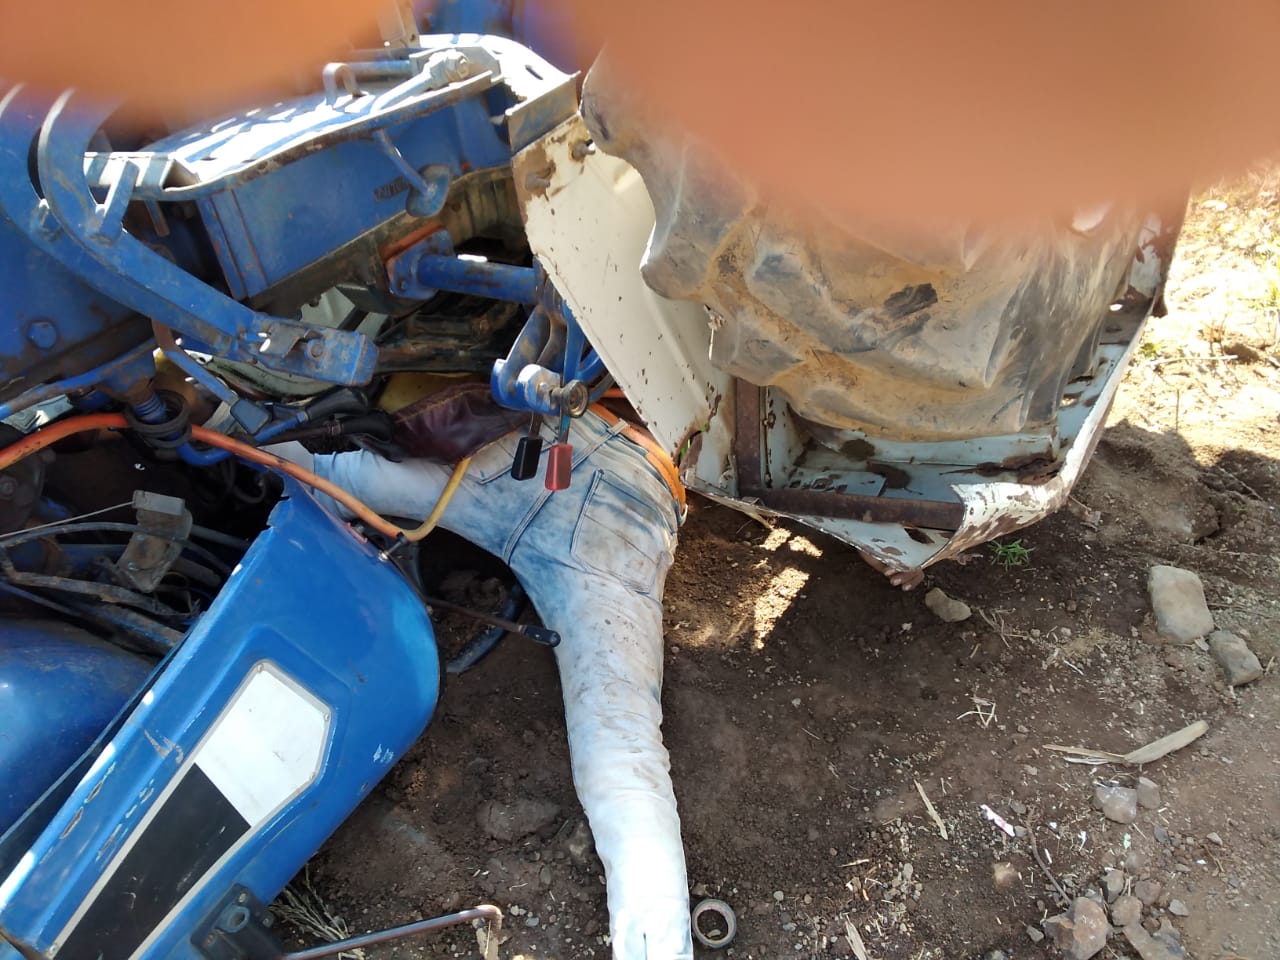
[7,501,133,539]
[0,522,234,576]
[0,414,470,543]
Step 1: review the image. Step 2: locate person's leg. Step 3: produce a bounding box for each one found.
[289,416,693,959]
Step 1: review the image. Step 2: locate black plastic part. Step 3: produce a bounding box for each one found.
[510,435,542,481]
[192,885,282,960]
[299,387,368,424]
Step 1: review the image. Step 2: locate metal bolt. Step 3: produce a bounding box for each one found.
[0,476,18,499]
[306,340,326,360]
[25,318,58,350]
[571,140,596,161]
[126,561,139,571]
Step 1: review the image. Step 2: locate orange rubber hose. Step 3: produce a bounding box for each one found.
[0,413,464,542]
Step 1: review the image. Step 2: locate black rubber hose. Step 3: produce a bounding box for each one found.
[0,522,237,575]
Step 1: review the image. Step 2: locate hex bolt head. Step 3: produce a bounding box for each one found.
[25,318,58,350]
[0,475,18,499]
[306,340,326,360]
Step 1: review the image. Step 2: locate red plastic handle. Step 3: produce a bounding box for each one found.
[545,443,572,490]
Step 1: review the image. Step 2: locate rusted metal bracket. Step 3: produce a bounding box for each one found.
[732,379,964,530]
[116,491,193,592]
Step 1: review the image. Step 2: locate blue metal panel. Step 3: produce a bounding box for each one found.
[0,622,153,834]
[0,484,439,958]
[424,0,584,73]
[185,101,508,296]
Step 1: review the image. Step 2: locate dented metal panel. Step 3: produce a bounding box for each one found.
[513,114,730,458]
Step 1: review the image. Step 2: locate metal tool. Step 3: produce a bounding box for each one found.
[421,593,560,647]
[282,904,503,960]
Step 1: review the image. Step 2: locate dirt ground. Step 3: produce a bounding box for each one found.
[288,173,1280,960]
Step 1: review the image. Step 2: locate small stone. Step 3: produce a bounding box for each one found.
[902,863,914,882]
[565,819,595,866]
[1124,850,1147,873]
[1026,925,1045,944]
[1124,923,1185,960]
[1208,631,1263,686]
[984,951,1008,960]
[1043,897,1110,960]
[525,916,540,927]
[1153,826,1171,844]
[992,861,1020,892]
[1136,776,1161,810]
[1111,895,1143,927]
[1010,799,1028,816]
[1206,832,1223,846]
[476,798,560,842]
[1167,899,1189,917]
[1134,880,1163,907]
[773,890,785,902]
[925,587,972,623]
[1147,565,1214,641]
[1104,870,1126,902]
[1094,784,1139,824]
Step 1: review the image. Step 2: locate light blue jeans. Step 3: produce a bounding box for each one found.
[303,410,691,960]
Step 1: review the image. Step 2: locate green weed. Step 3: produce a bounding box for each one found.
[989,538,1033,568]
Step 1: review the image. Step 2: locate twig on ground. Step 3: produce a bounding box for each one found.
[1045,720,1209,766]
[844,918,870,960]
[271,870,365,960]
[1146,354,1238,367]
[1025,820,1070,907]
[915,779,949,840]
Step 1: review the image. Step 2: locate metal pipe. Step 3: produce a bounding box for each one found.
[413,255,539,305]
[445,581,528,675]
[281,905,503,960]
[420,592,559,647]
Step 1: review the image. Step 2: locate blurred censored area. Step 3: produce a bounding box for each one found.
[2,0,1279,223]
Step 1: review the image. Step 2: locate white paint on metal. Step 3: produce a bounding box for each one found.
[514,114,729,459]
[194,662,329,825]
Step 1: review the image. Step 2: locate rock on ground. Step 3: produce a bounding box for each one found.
[1111,894,1143,927]
[564,818,596,866]
[1044,897,1110,960]
[1094,784,1139,824]
[1208,630,1264,686]
[1103,869,1126,902]
[1147,565,1215,641]
[1124,923,1186,960]
[475,797,560,842]
[1136,776,1161,810]
[924,587,972,623]
[1134,879,1163,906]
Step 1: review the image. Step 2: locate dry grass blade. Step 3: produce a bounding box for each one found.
[271,870,365,960]
[915,779,948,840]
[1044,719,1209,766]
[1122,720,1209,764]
[844,918,870,960]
